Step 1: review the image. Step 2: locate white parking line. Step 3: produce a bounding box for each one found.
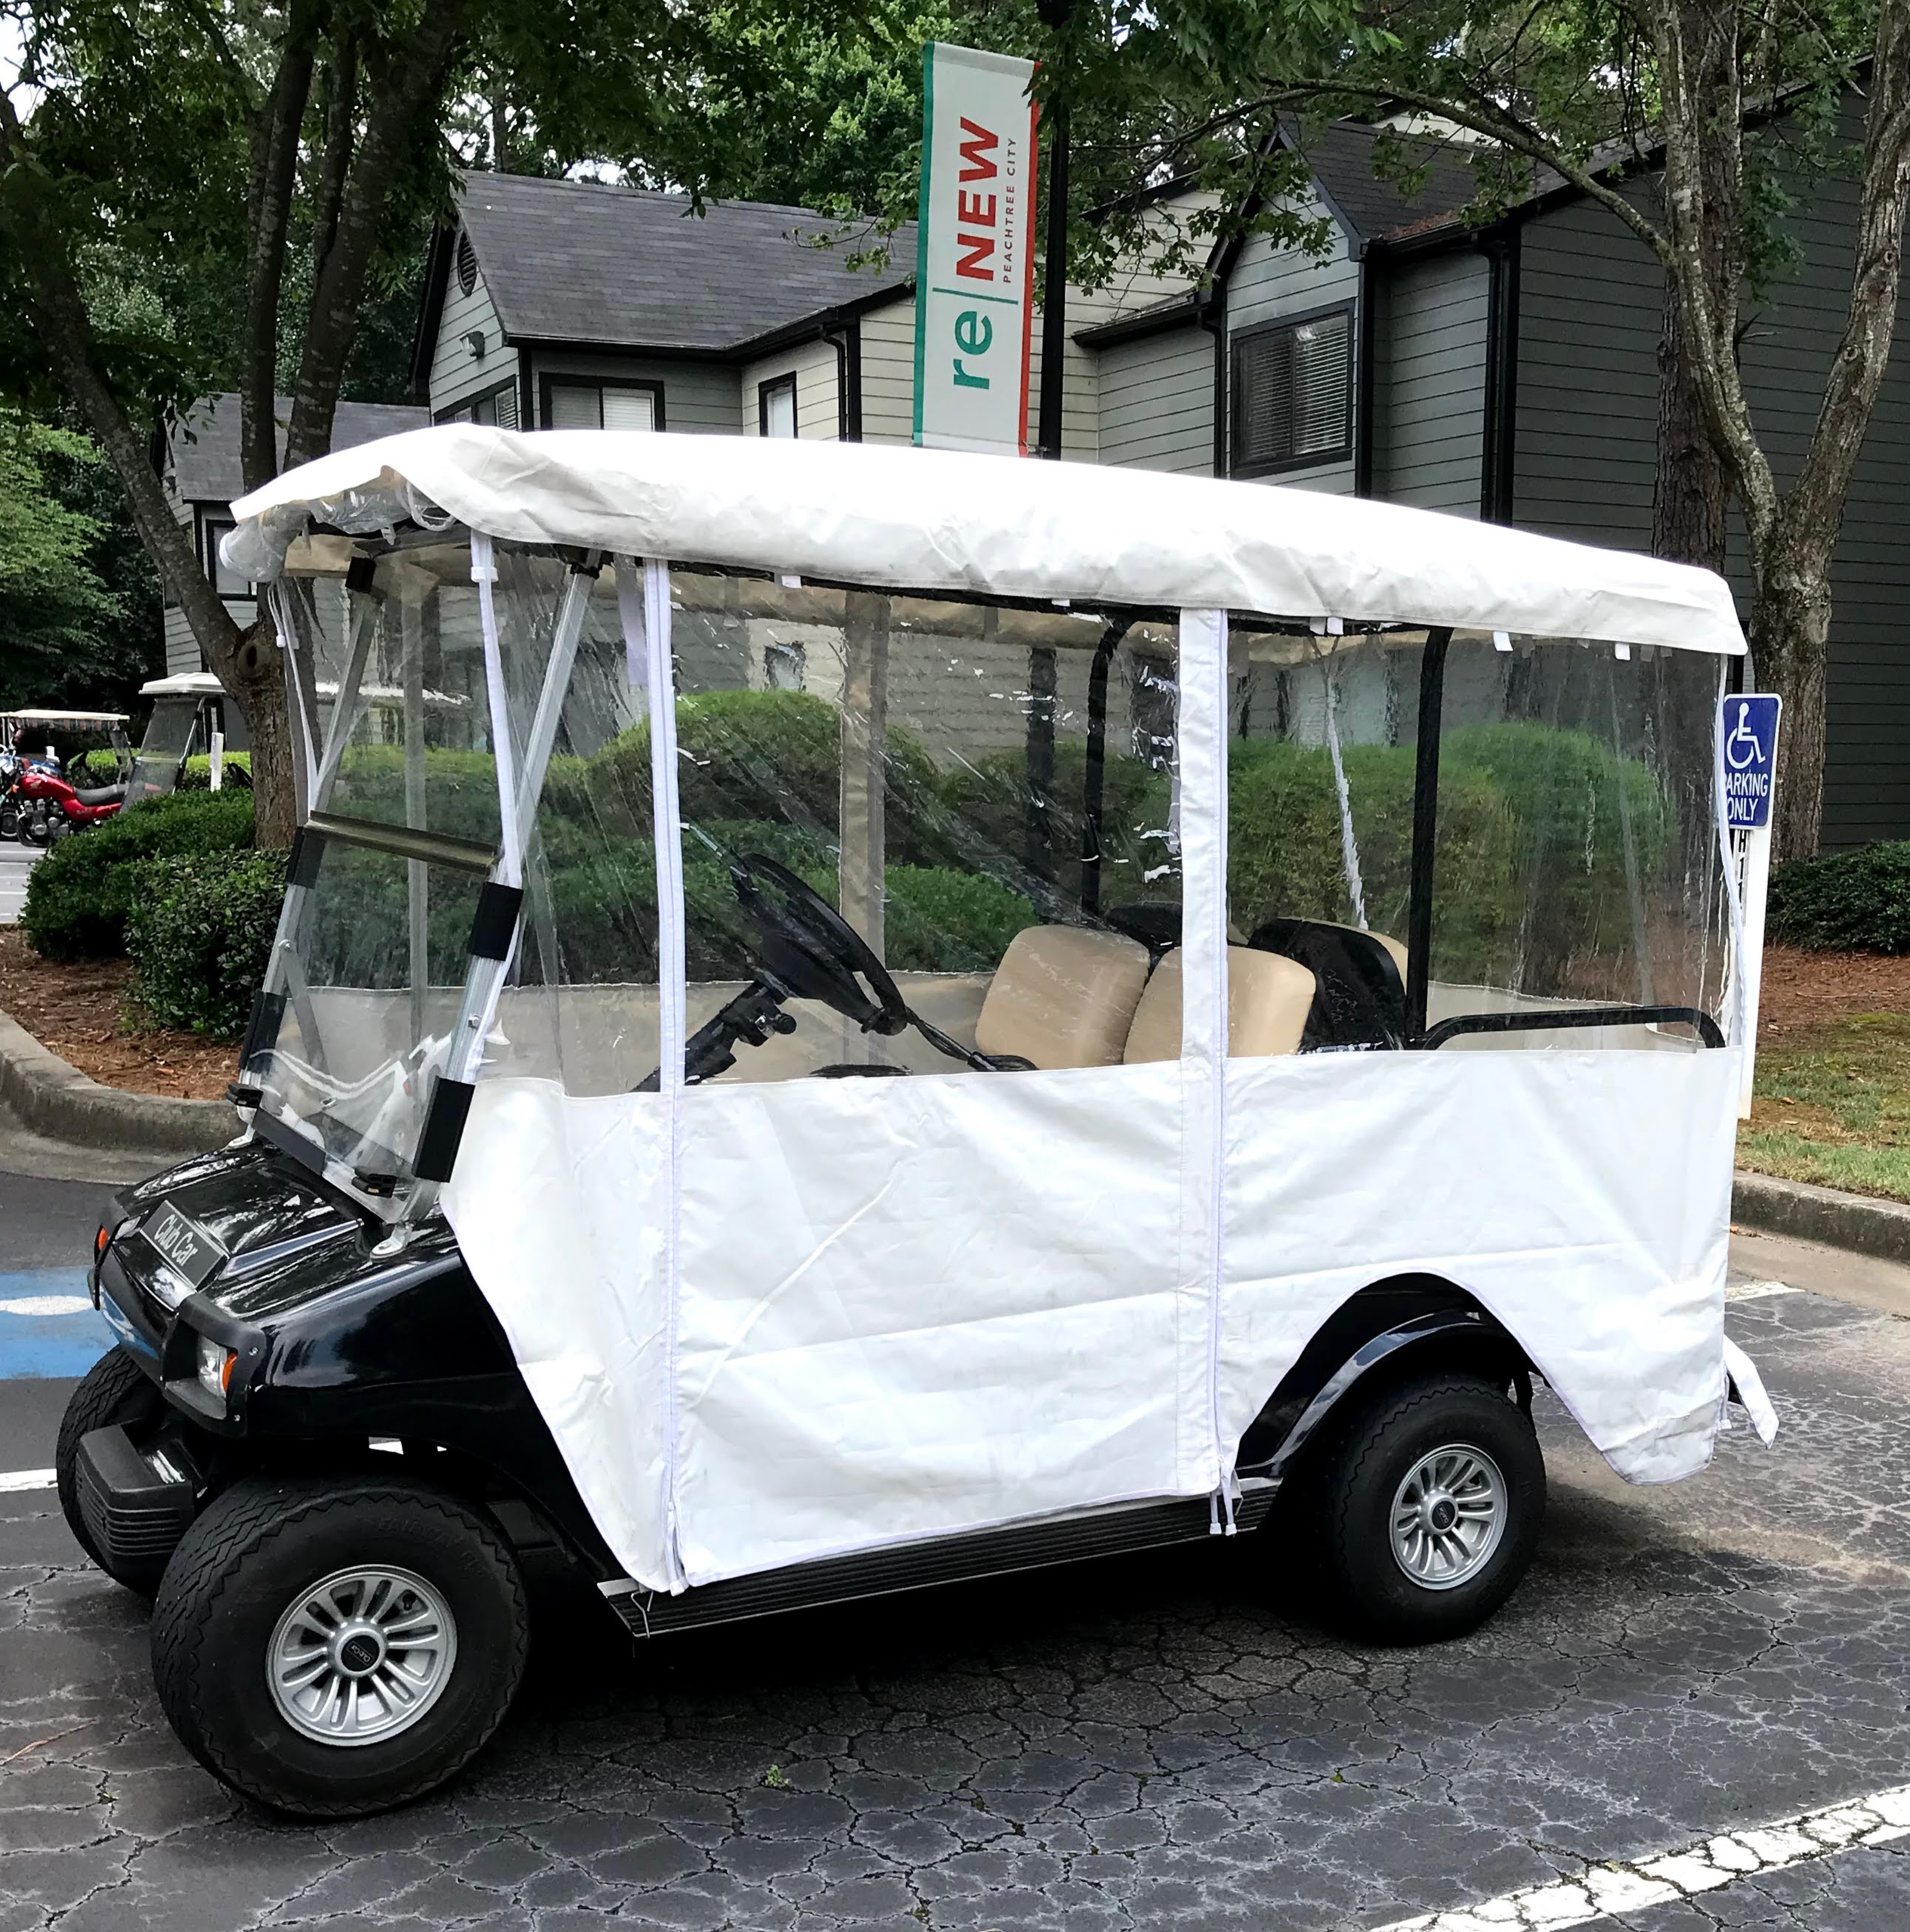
[0,1469,56,1493]
[1377,1783,1910,1929]
[0,1296,93,1316]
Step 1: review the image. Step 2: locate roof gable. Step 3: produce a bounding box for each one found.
[453,174,916,356]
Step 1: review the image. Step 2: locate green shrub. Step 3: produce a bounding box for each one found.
[128,851,288,1040]
[79,749,252,789]
[1769,841,1910,953]
[884,867,1037,973]
[21,791,256,962]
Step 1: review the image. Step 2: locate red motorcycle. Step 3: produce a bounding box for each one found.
[16,758,126,843]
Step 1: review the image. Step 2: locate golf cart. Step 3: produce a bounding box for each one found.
[68,429,1775,1820]
[127,672,251,802]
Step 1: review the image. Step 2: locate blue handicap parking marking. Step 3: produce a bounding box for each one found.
[0,1268,112,1378]
[1722,693,1782,831]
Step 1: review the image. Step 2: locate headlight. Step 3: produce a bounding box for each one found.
[196,1334,237,1401]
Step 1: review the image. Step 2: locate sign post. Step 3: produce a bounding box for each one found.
[912,43,1039,455]
[1721,693,1781,1119]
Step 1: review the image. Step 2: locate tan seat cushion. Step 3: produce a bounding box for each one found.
[975,925,1152,1070]
[1123,946,1318,1063]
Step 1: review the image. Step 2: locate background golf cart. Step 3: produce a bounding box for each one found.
[74,431,1763,1820]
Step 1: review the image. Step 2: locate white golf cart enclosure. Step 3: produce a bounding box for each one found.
[129,673,249,802]
[224,428,1771,1614]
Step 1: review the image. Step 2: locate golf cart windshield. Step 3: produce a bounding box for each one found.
[234,525,1730,1217]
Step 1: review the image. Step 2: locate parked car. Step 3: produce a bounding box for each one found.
[67,428,1775,1819]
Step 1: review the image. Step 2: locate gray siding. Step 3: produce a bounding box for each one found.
[1512,198,1661,550]
[859,297,917,445]
[1225,200,1359,495]
[1378,251,1488,514]
[1098,324,1213,474]
[431,259,509,416]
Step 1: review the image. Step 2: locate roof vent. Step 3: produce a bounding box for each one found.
[455,229,478,297]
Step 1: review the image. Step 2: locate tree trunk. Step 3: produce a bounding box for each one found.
[1651,281,1728,571]
[205,614,298,848]
[1746,551,1833,860]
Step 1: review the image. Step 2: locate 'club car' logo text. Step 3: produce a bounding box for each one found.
[948,116,1020,392]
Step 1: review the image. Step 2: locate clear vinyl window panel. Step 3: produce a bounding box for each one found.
[1226,628,1726,1049]
[667,573,1180,1084]
[246,846,488,1181]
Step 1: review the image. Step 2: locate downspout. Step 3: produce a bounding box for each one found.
[1353,245,1378,497]
[1201,289,1227,477]
[821,313,863,441]
[1479,225,1520,523]
[517,344,534,432]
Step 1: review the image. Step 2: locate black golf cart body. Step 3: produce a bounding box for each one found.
[71,429,1775,1814]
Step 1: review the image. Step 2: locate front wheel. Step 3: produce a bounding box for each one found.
[151,1476,529,1817]
[1311,1373,1544,1643]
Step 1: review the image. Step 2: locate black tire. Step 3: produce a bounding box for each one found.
[1311,1373,1544,1644]
[55,1347,164,1581]
[151,1476,529,1818]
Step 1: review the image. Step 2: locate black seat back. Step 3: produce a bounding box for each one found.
[1247,917,1407,1050]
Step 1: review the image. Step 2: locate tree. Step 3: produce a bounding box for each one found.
[1105,0,1909,858]
[0,410,157,710]
[0,0,849,845]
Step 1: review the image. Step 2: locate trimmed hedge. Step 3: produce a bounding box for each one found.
[21,791,257,962]
[1769,841,1910,953]
[78,749,251,788]
[128,851,288,1040]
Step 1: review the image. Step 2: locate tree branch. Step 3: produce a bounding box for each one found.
[307,30,360,291]
[0,90,240,664]
[285,0,463,469]
[240,0,325,494]
[1778,0,1910,571]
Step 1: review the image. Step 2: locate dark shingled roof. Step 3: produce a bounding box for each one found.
[170,395,429,505]
[1288,119,1487,244]
[456,174,915,353]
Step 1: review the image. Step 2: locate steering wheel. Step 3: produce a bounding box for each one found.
[731,854,910,1038]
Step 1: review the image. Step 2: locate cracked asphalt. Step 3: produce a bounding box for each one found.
[4,1183,1910,1930]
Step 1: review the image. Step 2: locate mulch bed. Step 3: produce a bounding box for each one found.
[1759,944,1910,1041]
[0,928,238,1102]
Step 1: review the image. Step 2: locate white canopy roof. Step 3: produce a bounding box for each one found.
[229,426,1746,655]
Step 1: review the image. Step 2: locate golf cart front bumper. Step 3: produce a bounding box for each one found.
[72,1425,196,1585]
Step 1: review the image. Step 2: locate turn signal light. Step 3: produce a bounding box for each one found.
[196,1334,237,1401]
[94,1223,110,1262]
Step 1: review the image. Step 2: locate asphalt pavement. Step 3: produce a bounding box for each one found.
[3,1157,1910,1929]
[0,841,41,925]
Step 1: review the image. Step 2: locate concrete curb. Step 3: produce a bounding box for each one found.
[0,1005,237,1158]
[1732,1169,1910,1267]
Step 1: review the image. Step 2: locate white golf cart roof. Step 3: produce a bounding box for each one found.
[227,427,1747,656]
[0,707,131,724]
[138,673,225,698]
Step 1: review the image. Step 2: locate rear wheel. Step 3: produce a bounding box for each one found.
[1311,1373,1544,1643]
[55,1348,163,1582]
[151,1476,529,1817]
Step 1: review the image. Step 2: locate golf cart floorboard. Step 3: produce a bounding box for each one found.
[599,1482,1278,1636]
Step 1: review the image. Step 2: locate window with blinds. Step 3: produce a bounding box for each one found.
[544,381,659,432]
[1230,307,1353,475]
[441,383,517,431]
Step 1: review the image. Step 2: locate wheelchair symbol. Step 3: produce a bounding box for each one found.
[1725,701,1765,771]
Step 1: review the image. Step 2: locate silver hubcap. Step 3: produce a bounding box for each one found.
[1389,1443,1507,1591]
[267,1565,457,1746]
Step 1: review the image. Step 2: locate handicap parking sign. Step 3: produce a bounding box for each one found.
[1721,694,1781,831]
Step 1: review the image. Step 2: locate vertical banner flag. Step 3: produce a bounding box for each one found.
[913,43,1039,455]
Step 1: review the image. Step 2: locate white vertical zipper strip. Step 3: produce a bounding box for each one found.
[620,556,688,1593]
[1180,608,1234,1533]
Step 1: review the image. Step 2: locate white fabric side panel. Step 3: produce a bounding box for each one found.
[1219,1049,1741,1484]
[231,428,1747,655]
[670,1062,1192,1586]
[1176,610,1228,1508]
[443,1079,675,1587]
